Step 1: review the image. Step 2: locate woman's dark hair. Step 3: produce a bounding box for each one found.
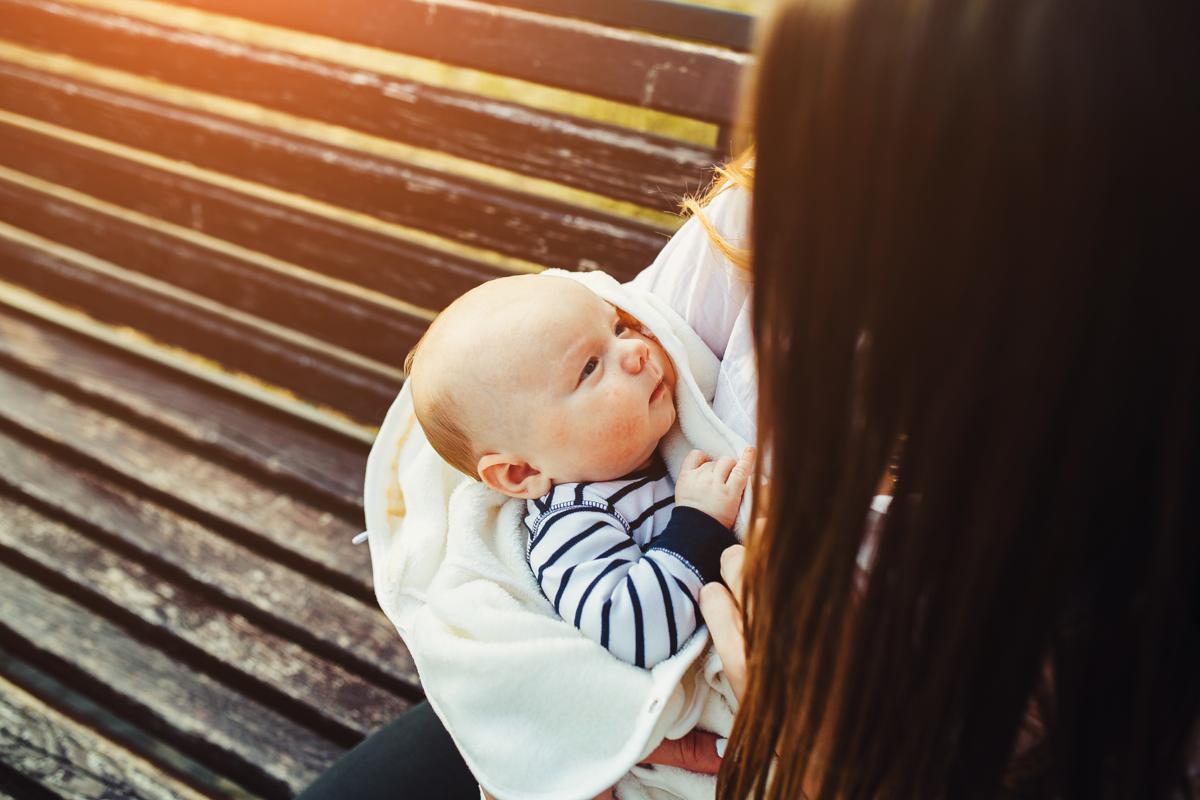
[724,0,1198,798]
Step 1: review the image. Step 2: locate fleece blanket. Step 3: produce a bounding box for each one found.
[362,268,751,800]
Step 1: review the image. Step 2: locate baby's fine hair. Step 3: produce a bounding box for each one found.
[405,338,481,479]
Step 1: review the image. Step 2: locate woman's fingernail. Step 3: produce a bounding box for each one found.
[715,737,728,758]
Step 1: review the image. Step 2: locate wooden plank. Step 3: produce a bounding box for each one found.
[0,232,402,424]
[0,672,210,800]
[0,61,669,273]
[0,560,342,798]
[0,175,430,367]
[0,496,410,742]
[487,0,755,51]
[162,0,750,123]
[0,0,719,210]
[0,366,374,597]
[0,306,368,517]
[0,427,419,694]
[0,124,519,310]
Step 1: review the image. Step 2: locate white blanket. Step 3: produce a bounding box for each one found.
[363,269,750,800]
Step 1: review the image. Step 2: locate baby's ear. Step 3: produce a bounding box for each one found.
[477,454,552,499]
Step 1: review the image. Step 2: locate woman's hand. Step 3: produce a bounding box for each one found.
[700,544,747,702]
[639,729,724,774]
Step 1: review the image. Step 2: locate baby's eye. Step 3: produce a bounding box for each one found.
[579,357,599,383]
[614,321,627,336]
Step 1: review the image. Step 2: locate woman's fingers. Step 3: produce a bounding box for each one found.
[639,729,724,774]
[700,580,747,702]
[721,544,746,606]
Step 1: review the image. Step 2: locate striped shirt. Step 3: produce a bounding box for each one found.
[524,455,736,669]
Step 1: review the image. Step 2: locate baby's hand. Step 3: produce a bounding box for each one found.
[675,447,755,529]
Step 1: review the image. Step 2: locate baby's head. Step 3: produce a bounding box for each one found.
[407,275,677,499]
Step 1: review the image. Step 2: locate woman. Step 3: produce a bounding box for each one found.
[703,0,1198,798]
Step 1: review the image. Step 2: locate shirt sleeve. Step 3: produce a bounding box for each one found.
[529,504,734,669]
[630,184,751,361]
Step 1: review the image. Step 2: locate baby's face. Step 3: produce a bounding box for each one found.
[487,277,677,483]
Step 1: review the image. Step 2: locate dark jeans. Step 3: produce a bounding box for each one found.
[297,701,478,800]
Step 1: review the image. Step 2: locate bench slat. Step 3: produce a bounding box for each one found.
[1,0,719,211]
[0,123,521,312]
[0,306,368,517]
[0,233,401,422]
[0,366,373,597]
[0,561,342,798]
[0,673,210,800]
[0,61,669,273]
[0,175,429,368]
[0,427,419,694]
[486,0,755,51]
[161,0,749,123]
[0,497,410,743]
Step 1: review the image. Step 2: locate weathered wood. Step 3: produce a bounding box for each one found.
[0,672,210,800]
[0,234,402,423]
[0,367,373,596]
[0,61,670,273]
[0,176,430,367]
[161,0,749,123]
[0,123,520,309]
[0,0,719,210]
[0,307,368,517]
[0,496,410,742]
[488,0,755,51]
[0,427,419,694]
[0,560,342,798]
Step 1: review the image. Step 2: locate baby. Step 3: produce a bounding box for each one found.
[406,273,753,668]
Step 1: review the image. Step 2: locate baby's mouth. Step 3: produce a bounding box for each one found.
[649,375,666,404]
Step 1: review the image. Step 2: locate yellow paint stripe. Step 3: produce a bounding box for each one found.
[0,108,548,276]
[0,40,682,231]
[0,164,438,322]
[0,278,377,442]
[0,220,405,383]
[61,0,719,148]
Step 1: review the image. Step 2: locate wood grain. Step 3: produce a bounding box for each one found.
[0,496,410,742]
[0,427,419,694]
[161,0,749,123]
[0,307,368,517]
[0,234,402,423]
[0,561,343,798]
[0,0,720,210]
[0,673,210,800]
[0,61,670,274]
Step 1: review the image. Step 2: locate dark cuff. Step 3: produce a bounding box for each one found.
[646,505,738,584]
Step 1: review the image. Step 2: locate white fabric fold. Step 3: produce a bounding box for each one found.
[364,268,749,800]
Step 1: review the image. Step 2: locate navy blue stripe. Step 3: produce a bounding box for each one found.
[627,576,645,667]
[595,539,636,561]
[537,521,609,583]
[600,598,613,649]
[646,558,678,656]
[629,495,675,534]
[604,474,655,507]
[574,483,587,504]
[553,564,577,614]
[529,506,594,554]
[674,576,700,621]
[575,560,629,627]
[532,497,547,513]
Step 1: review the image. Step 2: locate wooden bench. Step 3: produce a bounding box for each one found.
[0,1,751,796]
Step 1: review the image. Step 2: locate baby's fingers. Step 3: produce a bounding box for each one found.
[727,447,756,487]
[681,449,710,472]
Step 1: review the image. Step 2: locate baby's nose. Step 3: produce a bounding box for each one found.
[621,339,649,372]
